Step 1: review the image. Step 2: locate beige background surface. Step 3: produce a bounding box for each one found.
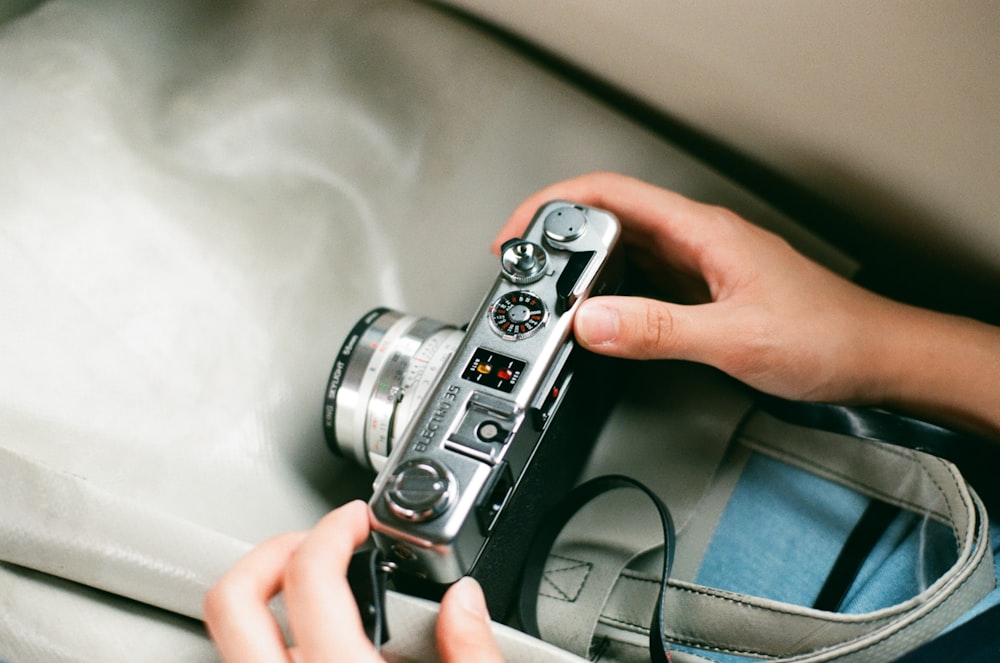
[438,1,1000,281]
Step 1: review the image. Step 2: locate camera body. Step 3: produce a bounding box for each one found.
[324,201,624,615]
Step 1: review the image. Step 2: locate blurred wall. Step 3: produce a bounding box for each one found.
[435,1,1000,284]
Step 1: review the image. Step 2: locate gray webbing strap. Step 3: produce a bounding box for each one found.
[532,490,669,657]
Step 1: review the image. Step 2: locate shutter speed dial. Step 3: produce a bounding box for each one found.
[488,291,547,340]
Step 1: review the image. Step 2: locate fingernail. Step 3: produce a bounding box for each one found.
[576,302,619,346]
[452,577,490,620]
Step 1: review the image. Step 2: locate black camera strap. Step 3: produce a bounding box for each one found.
[346,548,392,651]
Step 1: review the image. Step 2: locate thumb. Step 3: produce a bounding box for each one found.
[436,578,505,663]
[574,296,714,361]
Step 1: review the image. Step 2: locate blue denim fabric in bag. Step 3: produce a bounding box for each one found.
[684,453,1000,662]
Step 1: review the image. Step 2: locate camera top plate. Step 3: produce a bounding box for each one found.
[368,201,623,584]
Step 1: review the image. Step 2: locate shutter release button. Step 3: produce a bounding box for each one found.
[385,459,454,522]
[500,239,548,284]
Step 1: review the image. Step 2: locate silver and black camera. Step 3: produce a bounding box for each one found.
[323,201,625,615]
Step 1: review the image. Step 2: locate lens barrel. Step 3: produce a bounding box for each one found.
[323,308,462,470]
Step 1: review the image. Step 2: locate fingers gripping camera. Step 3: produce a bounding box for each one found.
[324,202,624,611]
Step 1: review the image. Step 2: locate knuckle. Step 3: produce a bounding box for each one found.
[586,169,618,182]
[642,304,675,356]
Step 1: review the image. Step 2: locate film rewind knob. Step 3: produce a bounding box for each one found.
[543,205,588,243]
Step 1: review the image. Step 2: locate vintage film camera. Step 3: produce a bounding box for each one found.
[323,202,625,616]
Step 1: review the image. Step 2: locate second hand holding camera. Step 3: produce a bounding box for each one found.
[324,202,625,616]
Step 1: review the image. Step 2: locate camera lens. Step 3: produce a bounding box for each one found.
[323,308,463,470]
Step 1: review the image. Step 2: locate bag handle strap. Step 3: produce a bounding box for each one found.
[757,396,1000,509]
[518,400,995,662]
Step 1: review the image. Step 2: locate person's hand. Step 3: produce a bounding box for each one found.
[494,172,899,404]
[494,172,1000,436]
[204,500,505,662]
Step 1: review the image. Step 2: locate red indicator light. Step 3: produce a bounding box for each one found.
[497,369,512,381]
